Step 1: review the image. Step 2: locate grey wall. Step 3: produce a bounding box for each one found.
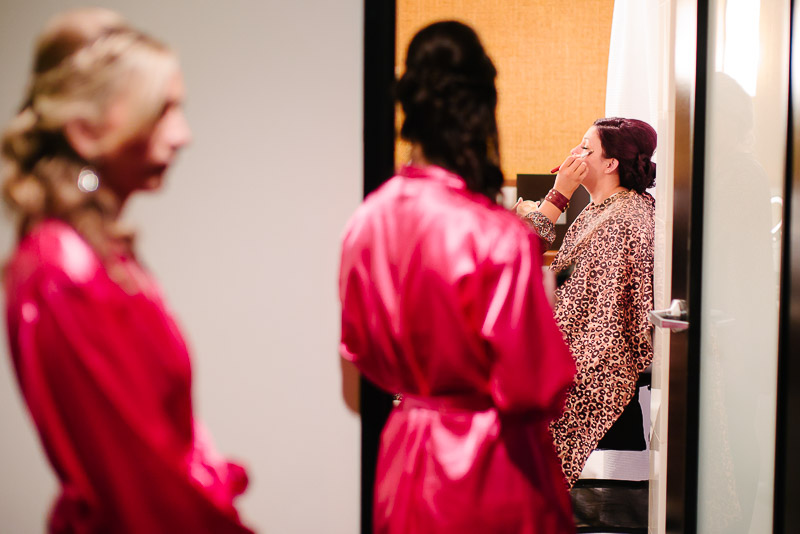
[0,1,363,532]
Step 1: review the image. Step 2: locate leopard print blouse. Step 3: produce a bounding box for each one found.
[528,189,655,487]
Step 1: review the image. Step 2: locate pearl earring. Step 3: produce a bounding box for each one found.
[77,167,99,193]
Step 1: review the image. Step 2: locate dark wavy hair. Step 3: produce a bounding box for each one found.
[593,117,657,193]
[396,21,503,200]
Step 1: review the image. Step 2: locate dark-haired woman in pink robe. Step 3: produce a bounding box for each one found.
[339,21,576,534]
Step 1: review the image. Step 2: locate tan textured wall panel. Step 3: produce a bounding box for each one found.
[397,1,614,185]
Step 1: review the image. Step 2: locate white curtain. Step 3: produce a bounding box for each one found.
[604,0,660,128]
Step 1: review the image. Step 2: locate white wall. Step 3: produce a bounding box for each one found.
[0,1,363,532]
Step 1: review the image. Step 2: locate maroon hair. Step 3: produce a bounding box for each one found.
[593,117,656,193]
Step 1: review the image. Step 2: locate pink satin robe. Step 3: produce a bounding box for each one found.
[339,165,576,534]
[4,220,253,534]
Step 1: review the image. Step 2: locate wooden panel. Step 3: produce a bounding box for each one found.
[396,0,614,184]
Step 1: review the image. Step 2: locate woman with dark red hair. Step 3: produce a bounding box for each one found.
[516,118,656,493]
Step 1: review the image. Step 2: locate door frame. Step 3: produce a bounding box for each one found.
[663,1,708,532]
[775,1,800,532]
[361,2,397,534]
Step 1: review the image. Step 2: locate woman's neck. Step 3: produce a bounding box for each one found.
[92,165,130,215]
[410,143,431,167]
[584,175,627,204]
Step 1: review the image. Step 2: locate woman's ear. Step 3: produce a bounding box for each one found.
[63,118,104,162]
[605,158,619,174]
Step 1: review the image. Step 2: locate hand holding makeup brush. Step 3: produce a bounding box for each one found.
[552,155,588,199]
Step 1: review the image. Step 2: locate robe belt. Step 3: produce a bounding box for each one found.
[399,393,494,412]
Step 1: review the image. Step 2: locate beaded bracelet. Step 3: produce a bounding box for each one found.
[545,188,570,212]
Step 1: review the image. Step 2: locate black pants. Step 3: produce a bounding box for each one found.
[571,374,650,533]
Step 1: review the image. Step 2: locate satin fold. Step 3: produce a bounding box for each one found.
[4,220,253,534]
[340,165,576,533]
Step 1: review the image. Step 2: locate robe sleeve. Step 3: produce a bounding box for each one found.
[13,269,253,534]
[338,220,406,394]
[523,211,556,251]
[480,231,575,415]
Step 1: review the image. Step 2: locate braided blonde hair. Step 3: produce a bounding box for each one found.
[2,8,177,261]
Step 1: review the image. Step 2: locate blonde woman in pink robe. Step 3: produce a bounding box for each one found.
[2,9,253,533]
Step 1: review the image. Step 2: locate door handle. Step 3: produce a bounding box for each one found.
[649,299,689,332]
